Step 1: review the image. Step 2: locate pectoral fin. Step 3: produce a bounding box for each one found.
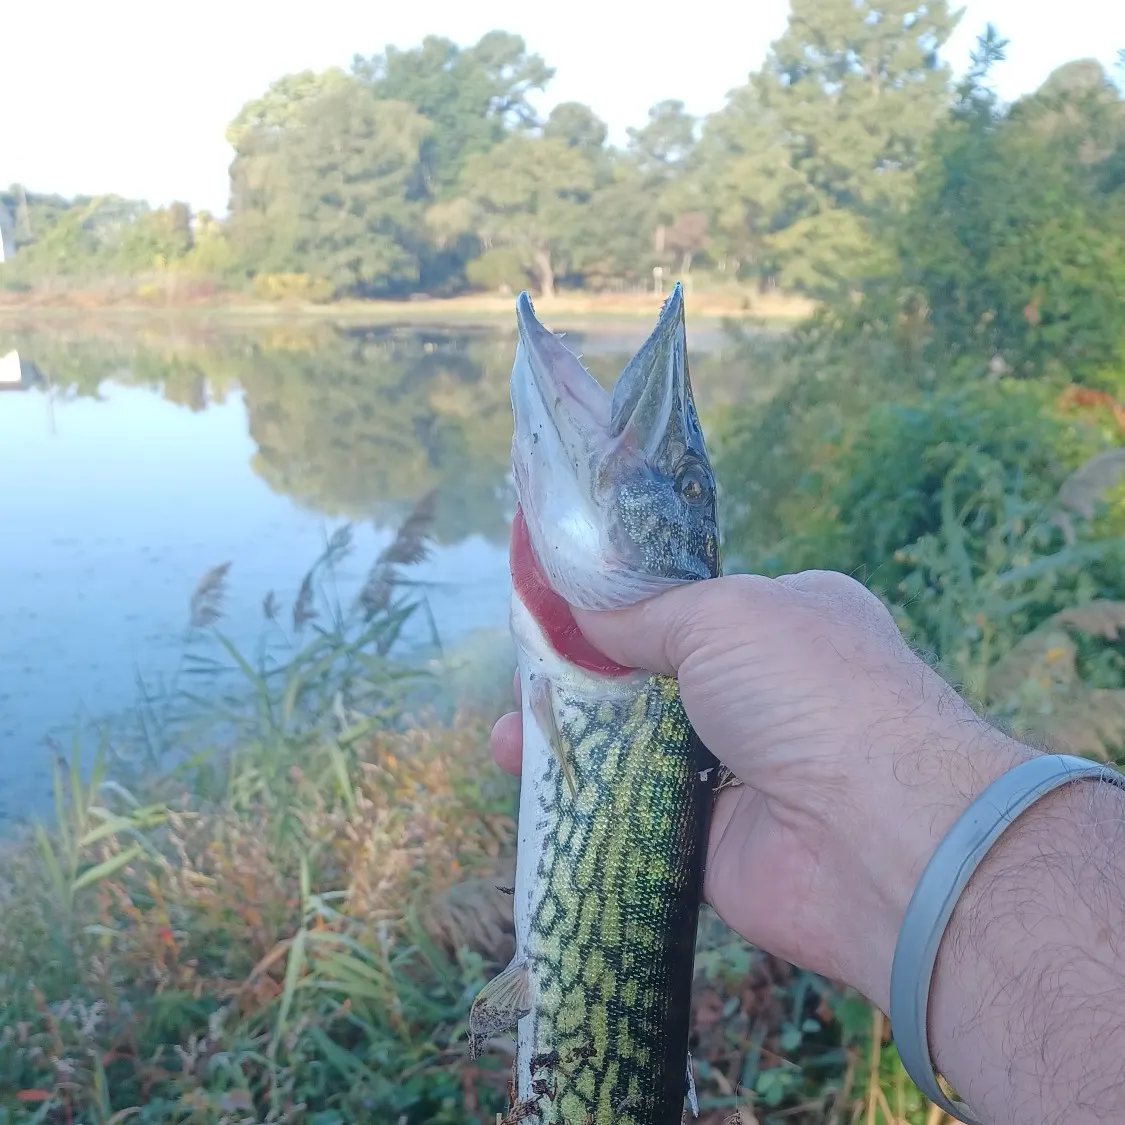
[468,956,532,1059]
[529,675,577,797]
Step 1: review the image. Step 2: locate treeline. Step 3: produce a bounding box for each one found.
[6,3,1121,305]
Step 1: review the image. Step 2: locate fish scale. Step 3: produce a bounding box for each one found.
[525,678,717,1124]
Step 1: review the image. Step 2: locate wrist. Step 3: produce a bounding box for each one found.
[925,772,1125,1124]
[851,715,1036,1013]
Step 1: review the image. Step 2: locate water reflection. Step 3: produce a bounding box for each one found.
[240,328,518,545]
[0,320,741,546]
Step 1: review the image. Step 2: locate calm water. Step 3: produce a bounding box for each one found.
[0,318,743,825]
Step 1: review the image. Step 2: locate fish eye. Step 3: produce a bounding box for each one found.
[676,460,711,507]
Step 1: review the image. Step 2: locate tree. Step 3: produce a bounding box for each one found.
[693,86,800,280]
[624,100,700,266]
[226,76,432,296]
[282,87,431,295]
[225,68,354,274]
[664,212,708,276]
[567,162,656,289]
[117,203,193,271]
[356,32,553,196]
[455,136,597,297]
[626,99,697,181]
[742,0,960,294]
[896,47,1125,382]
[543,102,609,157]
[539,103,655,287]
[0,194,149,282]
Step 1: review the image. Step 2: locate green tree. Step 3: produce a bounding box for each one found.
[357,31,553,196]
[455,135,597,296]
[543,102,609,158]
[0,194,149,283]
[226,76,432,296]
[719,0,960,294]
[562,161,656,290]
[225,68,354,274]
[895,43,1125,381]
[626,99,697,182]
[116,202,193,271]
[179,211,237,280]
[624,100,700,270]
[694,85,808,280]
[0,185,70,251]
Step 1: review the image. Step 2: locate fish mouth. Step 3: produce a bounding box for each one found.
[508,284,707,665]
[509,507,635,677]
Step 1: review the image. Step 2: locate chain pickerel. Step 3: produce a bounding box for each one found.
[469,284,722,1125]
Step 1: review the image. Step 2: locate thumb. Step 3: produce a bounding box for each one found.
[572,575,758,677]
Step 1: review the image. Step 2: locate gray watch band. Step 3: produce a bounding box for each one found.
[889,753,1125,1125]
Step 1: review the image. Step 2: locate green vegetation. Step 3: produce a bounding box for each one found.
[0,513,522,1123]
[2,4,969,304]
[5,9,1125,1125]
[714,32,1125,759]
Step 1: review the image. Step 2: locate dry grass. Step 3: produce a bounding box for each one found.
[0,716,519,1122]
[0,641,944,1124]
[0,285,816,329]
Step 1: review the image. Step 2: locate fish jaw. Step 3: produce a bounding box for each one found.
[509,506,634,678]
[510,283,720,615]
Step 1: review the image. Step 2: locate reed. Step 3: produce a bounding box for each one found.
[0,497,992,1124]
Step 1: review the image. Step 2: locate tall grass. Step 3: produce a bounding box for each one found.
[7,463,1111,1124]
[0,497,519,1122]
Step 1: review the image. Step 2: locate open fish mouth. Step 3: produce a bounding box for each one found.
[508,283,720,634]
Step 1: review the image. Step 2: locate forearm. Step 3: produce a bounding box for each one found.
[929,774,1125,1125]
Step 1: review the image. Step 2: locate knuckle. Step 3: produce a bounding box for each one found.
[713,572,775,607]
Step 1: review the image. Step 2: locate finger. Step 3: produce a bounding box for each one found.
[491,711,523,776]
[776,570,899,637]
[774,569,857,593]
[571,574,779,676]
[775,569,879,608]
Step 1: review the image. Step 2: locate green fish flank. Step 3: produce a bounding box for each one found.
[527,675,718,1125]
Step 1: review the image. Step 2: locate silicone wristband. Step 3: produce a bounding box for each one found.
[889,753,1125,1125]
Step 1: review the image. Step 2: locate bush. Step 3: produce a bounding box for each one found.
[251,273,335,303]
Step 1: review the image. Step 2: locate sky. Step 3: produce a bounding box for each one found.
[4,1,1124,217]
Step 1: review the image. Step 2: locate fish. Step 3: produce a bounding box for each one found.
[468,283,722,1125]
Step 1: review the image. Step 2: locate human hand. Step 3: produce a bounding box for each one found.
[490,570,1033,1013]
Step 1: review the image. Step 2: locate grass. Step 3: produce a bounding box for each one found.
[0,497,953,1125]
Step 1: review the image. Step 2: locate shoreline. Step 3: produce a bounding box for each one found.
[0,289,815,332]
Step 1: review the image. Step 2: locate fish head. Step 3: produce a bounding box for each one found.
[510,283,719,613]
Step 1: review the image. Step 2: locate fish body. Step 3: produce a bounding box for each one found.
[470,286,721,1125]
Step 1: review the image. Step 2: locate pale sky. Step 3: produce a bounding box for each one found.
[4,1,1124,216]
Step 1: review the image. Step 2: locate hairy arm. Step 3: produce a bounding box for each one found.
[930,776,1125,1125]
[495,572,1125,1123]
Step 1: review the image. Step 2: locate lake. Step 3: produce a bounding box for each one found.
[0,314,748,826]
